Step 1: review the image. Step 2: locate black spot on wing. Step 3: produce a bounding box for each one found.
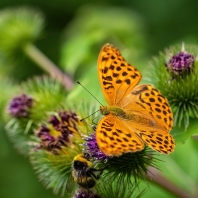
[110,65,115,70]
[125,79,131,85]
[132,86,148,95]
[116,79,122,84]
[102,57,108,61]
[104,67,108,74]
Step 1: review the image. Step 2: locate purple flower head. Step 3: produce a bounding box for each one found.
[74,189,100,198]
[84,132,108,161]
[8,94,33,118]
[37,111,80,154]
[165,51,194,75]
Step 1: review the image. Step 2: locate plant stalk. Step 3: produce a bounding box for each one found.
[23,43,73,90]
[147,166,191,198]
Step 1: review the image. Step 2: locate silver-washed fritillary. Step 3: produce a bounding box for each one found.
[96,43,175,156]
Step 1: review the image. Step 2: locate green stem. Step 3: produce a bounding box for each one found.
[23,43,73,90]
[147,166,191,198]
[192,134,198,141]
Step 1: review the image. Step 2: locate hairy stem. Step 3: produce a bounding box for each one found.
[147,166,191,198]
[192,134,198,141]
[23,43,73,90]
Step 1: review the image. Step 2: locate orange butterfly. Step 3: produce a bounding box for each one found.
[96,43,175,156]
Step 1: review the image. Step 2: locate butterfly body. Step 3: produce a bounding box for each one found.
[96,43,175,156]
[100,105,155,127]
[100,105,125,116]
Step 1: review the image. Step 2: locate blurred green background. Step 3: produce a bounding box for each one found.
[1,0,198,198]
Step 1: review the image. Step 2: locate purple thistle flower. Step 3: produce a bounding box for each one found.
[37,111,80,154]
[74,189,100,198]
[165,51,194,75]
[8,94,33,118]
[84,132,108,161]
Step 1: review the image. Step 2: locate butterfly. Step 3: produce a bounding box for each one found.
[95,43,175,156]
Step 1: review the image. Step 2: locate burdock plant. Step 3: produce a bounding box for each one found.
[1,6,196,198]
[5,76,68,156]
[148,43,198,141]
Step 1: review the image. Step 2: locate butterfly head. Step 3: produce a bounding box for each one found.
[100,106,110,115]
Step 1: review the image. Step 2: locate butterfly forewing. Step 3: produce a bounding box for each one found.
[98,43,142,105]
[96,114,144,156]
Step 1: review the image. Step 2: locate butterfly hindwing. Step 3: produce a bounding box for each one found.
[139,130,175,154]
[120,84,174,132]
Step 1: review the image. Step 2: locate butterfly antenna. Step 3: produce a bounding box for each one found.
[77,81,104,106]
[80,109,100,122]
